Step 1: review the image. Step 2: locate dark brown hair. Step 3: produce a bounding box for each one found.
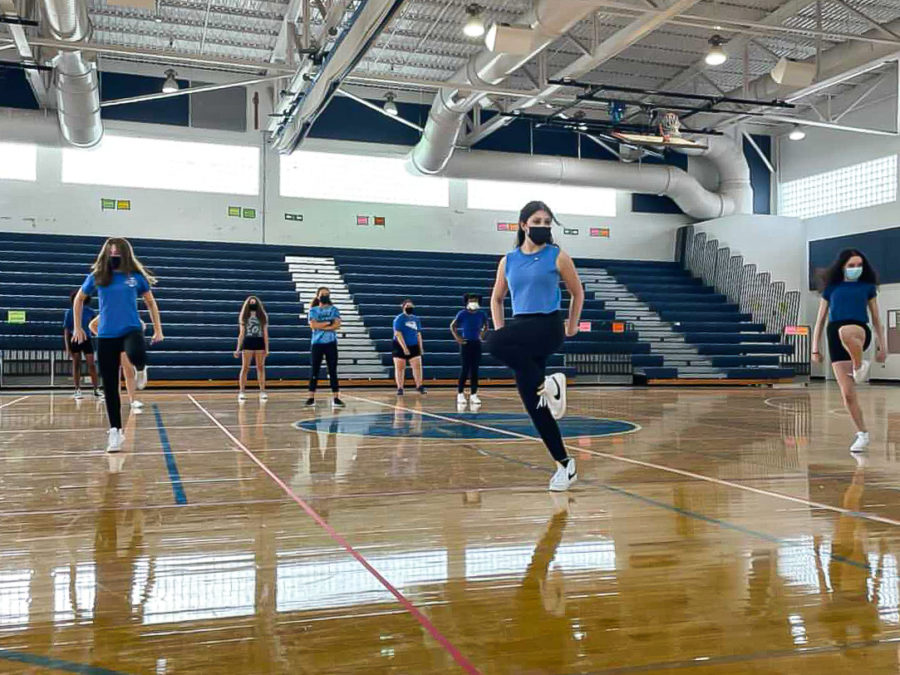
[310,286,330,308]
[239,295,268,328]
[90,237,157,287]
[816,248,878,292]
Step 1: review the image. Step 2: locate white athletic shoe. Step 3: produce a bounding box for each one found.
[238,392,247,403]
[540,373,567,420]
[851,431,870,452]
[457,393,467,405]
[259,391,268,401]
[549,459,577,492]
[135,367,148,390]
[106,428,124,453]
[73,389,83,400]
[853,360,871,384]
[131,400,144,411]
[469,393,482,406]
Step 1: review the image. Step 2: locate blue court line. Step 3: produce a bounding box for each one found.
[0,648,131,674]
[153,404,187,505]
[470,444,870,572]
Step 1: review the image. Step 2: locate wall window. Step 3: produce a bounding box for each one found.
[61,134,259,195]
[280,150,449,207]
[780,154,897,219]
[0,142,37,181]
[467,179,617,217]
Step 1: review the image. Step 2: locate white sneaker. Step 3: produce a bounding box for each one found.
[259,391,268,401]
[469,393,481,405]
[457,393,467,405]
[135,367,148,390]
[238,392,247,402]
[130,400,144,413]
[73,389,83,400]
[853,360,871,384]
[106,428,124,453]
[549,459,577,492]
[540,373,567,420]
[851,431,870,452]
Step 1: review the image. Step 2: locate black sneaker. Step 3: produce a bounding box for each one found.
[332,398,345,408]
[305,397,316,407]
[417,386,427,395]
[396,388,404,396]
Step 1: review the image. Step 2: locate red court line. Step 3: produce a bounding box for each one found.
[187,395,481,675]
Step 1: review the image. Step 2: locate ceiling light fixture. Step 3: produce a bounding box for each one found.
[383,92,398,116]
[463,4,485,38]
[788,124,806,141]
[705,35,727,66]
[162,69,179,93]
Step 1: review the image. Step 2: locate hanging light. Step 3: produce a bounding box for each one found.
[705,35,727,66]
[574,111,589,132]
[162,69,179,93]
[463,4,485,38]
[788,125,806,141]
[383,92,398,116]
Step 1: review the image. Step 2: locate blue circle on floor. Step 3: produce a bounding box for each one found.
[293,412,639,440]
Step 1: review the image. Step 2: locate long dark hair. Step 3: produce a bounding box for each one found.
[515,200,559,248]
[816,248,879,292]
[310,286,330,308]
[91,237,157,287]
[239,295,268,328]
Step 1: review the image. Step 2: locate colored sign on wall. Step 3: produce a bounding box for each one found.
[285,213,304,222]
[228,206,241,217]
[7,310,26,323]
[564,228,580,235]
[612,321,625,333]
[357,215,370,226]
[116,200,131,211]
[784,325,809,336]
[578,321,591,332]
[590,227,611,238]
[242,208,256,219]
[101,198,116,210]
[496,222,517,231]
[374,216,386,227]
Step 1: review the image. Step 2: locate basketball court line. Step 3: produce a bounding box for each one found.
[0,396,29,410]
[187,395,481,675]
[347,395,900,529]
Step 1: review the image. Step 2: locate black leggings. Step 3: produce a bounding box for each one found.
[458,341,482,394]
[309,342,339,393]
[487,313,566,462]
[97,330,146,430]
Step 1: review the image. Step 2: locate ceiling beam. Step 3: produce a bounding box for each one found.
[0,0,52,107]
[829,0,900,42]
[100,73,289,107]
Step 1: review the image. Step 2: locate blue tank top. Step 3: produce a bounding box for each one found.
[505,246,562,316]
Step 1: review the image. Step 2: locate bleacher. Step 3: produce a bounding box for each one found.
[604,263,795,380]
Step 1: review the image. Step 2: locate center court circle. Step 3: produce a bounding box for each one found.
[293,412,639,440]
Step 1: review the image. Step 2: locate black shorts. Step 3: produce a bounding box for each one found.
[69,337,94,355]
[392,342,422,360]
[242,336,266,351]
[827,320,871,363]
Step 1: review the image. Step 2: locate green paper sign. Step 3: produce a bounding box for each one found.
[7,310,25,324]
[242,208,256,219]
[228,206,241,217]
[101,199,116,210]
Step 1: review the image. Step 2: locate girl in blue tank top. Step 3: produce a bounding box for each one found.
[486,201,585,492]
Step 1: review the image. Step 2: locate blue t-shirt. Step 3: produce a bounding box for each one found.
[454,309,488,341]
[81,271,150,338]
[393,313,422,346]
[505,246,562,316]
[823,281,876,323]
[309,304,341,345]
[63,305,96,333]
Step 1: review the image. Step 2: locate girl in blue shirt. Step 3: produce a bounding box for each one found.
[487,201,584,492]
[306,286,345,409]
[393,299,426,395]
[72,238,164,452]
[63,289,100,400]
[812,249,887,452]
[450,293,488,408]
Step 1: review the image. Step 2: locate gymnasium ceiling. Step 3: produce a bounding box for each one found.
[4,0,900,130]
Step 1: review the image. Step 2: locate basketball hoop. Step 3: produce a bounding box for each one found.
[658,111,681,143]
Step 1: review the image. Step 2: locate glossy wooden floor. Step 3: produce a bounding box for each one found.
[2,383,900,674]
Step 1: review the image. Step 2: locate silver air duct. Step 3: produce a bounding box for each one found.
[39,0,102,147]
[409,0,608,175]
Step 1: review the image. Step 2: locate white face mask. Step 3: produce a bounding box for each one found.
[467,302,479,311]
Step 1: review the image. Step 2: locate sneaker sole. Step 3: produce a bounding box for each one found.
[549,374,567,420]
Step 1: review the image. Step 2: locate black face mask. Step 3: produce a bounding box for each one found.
[249,303,258,312]
[109,255,122,270]
[319,295,331,305]
[527,227,553,246]
[404,306,414,315]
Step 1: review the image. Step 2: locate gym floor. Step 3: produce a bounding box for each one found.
[0,383,898,674]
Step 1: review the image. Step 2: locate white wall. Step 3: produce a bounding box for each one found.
[0,113,688,261]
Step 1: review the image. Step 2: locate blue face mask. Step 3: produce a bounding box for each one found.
[844,266,863,281]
